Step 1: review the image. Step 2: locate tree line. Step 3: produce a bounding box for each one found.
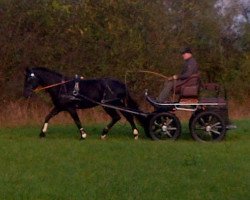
[0,0,249,100]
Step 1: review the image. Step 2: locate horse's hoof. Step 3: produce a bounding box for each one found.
[39,132,46,138]
[133,129,139,140]
[102,127,109,135]
[79,134,87,140]
[79,128,87,140]
[101,134,107,140]
[134,135,139,140]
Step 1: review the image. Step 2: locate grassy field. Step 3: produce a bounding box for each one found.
[0,120,249,200]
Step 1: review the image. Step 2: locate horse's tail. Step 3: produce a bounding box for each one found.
[125,92,149,135]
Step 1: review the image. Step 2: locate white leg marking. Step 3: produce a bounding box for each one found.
[80,128,87,139]
[133,129,139,140]
[42,123,48,133]
[82,133,87,139]
[101,135,107,140]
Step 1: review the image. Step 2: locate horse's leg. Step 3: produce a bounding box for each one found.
[107,100,139,140]
[120,111,139,140]
[101,107,121,139]
[67,108,87,140]
[40,107,60,138]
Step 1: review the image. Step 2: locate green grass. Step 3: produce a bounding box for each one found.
[0,120,249,200]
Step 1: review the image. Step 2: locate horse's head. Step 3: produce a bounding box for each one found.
[23,68,41,98]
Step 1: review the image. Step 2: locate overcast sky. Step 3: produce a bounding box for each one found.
[217,0,250,22]
[223,0,250,6]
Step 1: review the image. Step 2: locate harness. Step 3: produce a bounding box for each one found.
[100,79,117,103]
[30,72,82,95]
[73,75,82,96]
[72,77,117,103]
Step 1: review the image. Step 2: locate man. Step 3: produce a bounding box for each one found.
[158,47,199,102]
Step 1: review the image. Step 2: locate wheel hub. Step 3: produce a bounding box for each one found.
[206,125,212,132]
[162,125,167,132]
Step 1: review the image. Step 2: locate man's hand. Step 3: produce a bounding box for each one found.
[168,75,178,81]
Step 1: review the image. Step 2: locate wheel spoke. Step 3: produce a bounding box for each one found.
[195,122,205,130]
[167,127,177,131]
[154,121,163,127]
[208,115,213,123]
[203,132,211,137]
[164,131,173,138]
[199,117,206,126]
[211,129,221,135]
[153,129,161,135]
[196,131,211,140]
[210,122,221,128]
[166,118,173,126]
[195,127,206,130]
[161,116,166,122]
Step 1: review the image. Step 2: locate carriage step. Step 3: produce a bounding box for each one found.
[226,124,237,130]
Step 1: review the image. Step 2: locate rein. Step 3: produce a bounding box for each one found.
[34,80,74,92]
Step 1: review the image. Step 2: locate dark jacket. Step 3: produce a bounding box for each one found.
[178,57,199,80]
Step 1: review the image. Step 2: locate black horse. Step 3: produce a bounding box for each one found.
[23,67,143,140]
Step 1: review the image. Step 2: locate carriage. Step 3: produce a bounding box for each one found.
[145,83,234,142]
[24,67,236,142]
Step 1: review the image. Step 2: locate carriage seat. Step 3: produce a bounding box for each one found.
[202,83,220,91]
[175,73,201,98]
[201,82,222,97]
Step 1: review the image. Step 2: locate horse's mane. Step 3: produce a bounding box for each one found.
[32,67,63,77]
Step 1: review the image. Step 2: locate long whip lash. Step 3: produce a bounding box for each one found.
[125,70,168,86]
[136,70,169,79]
[125,70,168,84]
[124,70,169,103]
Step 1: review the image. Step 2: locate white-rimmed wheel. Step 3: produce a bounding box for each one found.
[149,112,181,140]
[190,111,226,142]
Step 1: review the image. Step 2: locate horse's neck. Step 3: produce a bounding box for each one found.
[36,70,64,100]
[38,71,62,86]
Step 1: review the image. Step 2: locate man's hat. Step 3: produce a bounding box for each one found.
[180,47,192,54]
